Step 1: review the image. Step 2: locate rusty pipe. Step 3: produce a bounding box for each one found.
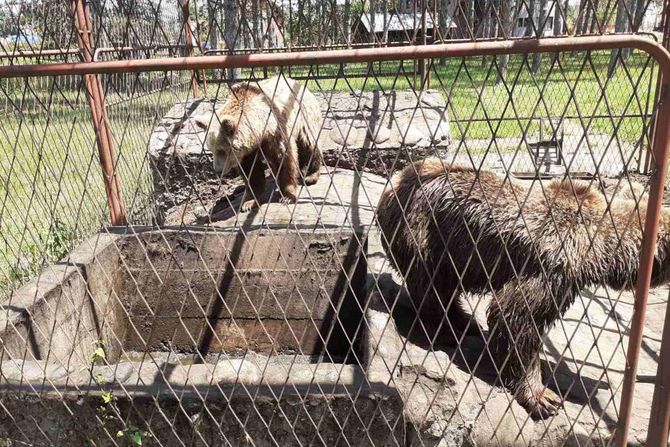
[0,35,667,78]
[0,45,180,61]
[202,41,417,55]
[628,81,670,447]
[93,45,187,61]
[646,286,670,446]
[0,48,80,58]
[72,0,127,226]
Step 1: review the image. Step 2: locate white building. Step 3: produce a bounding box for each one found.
[639,2,663,32]
[514,2,559,37]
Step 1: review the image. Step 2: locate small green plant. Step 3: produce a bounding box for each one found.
[101,391,115,404]
[117,426,152,446]
[81,340,107,381]
[83,341,151,445]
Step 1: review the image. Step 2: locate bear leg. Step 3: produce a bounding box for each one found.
[302,145,322,186]
[408,273,479,345]
[277,145,298,204]
[263,139,299,204]
[239,151,266,212]
[296,134,322,186]
[487,277,572,419]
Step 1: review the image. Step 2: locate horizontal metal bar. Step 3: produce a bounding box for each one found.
[0,35,668,80]
[0,48,80,58]
[203,41,418,55]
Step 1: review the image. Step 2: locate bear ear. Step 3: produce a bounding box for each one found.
[192,113,212,131]
[218,114,237,135]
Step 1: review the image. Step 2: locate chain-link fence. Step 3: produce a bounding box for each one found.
[1,1,670,446]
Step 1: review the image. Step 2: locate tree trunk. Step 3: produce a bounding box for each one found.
[574,0,589,34]
[553,0,565,35]
[344,0,352,45]
[466,0,475,39]
[207,0,222,78]
[481,3,490,67]
[208,0,220,49]
[496,0,515,84]
[532,0,547,73]
[608,0,634,77]
[382,0,389,44]
[370,0,377,44]
[632,0,647,31]
[252,0,261,48]
[588,0,599,33]
[525,0,536,37]
[438,0,448,64]
[552,0,567,61]
[223,0,240,80]
[267,3,275,48]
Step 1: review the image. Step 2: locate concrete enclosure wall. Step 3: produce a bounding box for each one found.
[1,228,368,368]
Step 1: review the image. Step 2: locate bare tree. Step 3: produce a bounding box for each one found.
[574,0,590,34]
[532,0,548,73]
[553,0,566,35]
[608,0,635,77]
[525,0,536,37]
[206,0,220,49]
[496,0,515,84]
[382,0,390,44]
[552,0,568,61]
[223,0,240,80]
[465,0,475,38]
[252,0,262,48]
[370,0,377,44]
[438,0,448,65]
[344,0,352,45]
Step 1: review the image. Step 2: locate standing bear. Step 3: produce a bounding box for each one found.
[194,75,323,211]
[376,157,670,418]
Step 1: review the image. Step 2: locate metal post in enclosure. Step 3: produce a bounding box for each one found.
[617,63,670,447]
[72,0,127,226]
[646,293,670,446]
[180,0,200,97]
[0,36,669,444]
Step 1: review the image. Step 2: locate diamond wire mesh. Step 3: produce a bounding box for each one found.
[0,0,669,446]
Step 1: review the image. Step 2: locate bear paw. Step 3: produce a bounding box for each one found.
[279,194,297,205]
[241,199,258,212]
[524,388,562,419]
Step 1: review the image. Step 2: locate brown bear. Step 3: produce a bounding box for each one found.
[193,75,323,211]
[376,157,670,418]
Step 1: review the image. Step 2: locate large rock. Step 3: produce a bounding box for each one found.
[149,90,452,224]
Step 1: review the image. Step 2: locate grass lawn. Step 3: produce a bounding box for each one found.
[275,50,656,142]
[0,50,658,296]
[0,80,190,297]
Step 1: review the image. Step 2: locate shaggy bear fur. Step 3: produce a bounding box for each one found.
[376,157,670,418]
[194,75,323,211]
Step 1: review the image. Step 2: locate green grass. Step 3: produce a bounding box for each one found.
[230,50,655,142]
[0,84,185,296]
[0,51,657,296]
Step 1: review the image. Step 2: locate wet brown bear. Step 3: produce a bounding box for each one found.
[194,75,323,211]
[376,157,670,418]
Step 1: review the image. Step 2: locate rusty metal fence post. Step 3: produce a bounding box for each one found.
[646,295,670,446]
[72,0,127,226]
[0,36,669,445]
